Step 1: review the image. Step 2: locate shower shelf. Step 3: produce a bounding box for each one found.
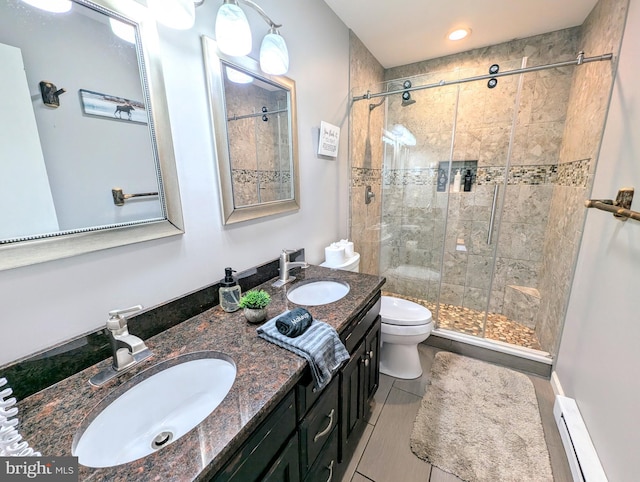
[584,187,640,221]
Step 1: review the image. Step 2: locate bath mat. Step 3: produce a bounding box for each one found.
[410,352,553,482]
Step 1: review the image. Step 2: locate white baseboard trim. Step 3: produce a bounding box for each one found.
[554,396,608,482]
[550,370,565,397]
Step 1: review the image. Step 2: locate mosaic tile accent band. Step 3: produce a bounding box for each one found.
[351,167,382,186]
[352,158,590,188]
[232,169,292,184]
[556,158,591,187]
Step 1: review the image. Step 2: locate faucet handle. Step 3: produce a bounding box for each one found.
[107,305,143,330]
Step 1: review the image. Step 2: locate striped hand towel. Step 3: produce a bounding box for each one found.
[257,311,350,390]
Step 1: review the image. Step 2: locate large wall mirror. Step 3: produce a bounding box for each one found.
[202,36,300,225]
[0,0,183,271]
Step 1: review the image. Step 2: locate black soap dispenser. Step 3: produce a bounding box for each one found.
[463,169,473,192]
[219,267,241,312]
[437,170,448,192]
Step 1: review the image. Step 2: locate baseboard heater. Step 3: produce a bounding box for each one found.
[553,396,608,482]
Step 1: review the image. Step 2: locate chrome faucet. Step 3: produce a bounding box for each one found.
[89,305,152,386]
[273,249,308,287]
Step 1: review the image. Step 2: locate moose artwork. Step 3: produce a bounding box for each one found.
[79,89,147,124]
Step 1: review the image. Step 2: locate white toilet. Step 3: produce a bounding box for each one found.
[379,296,433,379]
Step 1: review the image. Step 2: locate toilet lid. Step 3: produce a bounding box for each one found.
[380,296,432,326]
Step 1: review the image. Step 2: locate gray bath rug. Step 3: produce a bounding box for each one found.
[410,352,553,482]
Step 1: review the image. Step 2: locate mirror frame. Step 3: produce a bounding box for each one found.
[202,35,300,225]
[0,0,183,271]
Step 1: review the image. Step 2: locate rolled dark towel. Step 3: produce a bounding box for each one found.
[276,308,313,338]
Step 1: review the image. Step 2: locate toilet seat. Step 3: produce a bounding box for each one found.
[380,296,432,326]
[381,321,433,336]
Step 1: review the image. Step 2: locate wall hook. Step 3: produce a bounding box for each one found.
[39,81,66,108]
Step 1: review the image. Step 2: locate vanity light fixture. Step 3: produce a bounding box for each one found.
[20,0,72,13]
[213,0,289,75]
[448,27,471,41]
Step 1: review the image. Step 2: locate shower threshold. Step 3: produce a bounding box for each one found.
[432,328,552,364]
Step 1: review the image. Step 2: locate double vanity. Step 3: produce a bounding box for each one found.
[17,265,384,481]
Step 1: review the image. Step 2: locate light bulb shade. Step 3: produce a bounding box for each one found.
[260,31,289,75]
[20,0,72,13]
[110,18,136,44]
[148,0,195,30]
[215,3,252,57]
[225,66,253,84]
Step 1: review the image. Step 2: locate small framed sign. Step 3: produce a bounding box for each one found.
[318,121,340,158]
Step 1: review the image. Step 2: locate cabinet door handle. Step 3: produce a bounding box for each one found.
[325,460,335,482]
[313,408,335,442]
[369,350,374,358]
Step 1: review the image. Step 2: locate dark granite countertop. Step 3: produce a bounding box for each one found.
[17,265,384,481]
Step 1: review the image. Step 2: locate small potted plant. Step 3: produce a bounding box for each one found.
[239,289,271,324]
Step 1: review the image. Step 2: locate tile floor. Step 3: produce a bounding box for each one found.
[341,344,572,482]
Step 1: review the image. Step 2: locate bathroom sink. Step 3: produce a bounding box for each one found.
[287,280,350,306]
[72,351,236,468]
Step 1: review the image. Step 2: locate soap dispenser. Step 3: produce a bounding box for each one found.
[463,169,473,192]
[219,267,241,312]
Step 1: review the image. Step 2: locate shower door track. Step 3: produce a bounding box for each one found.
[352,52,612,101]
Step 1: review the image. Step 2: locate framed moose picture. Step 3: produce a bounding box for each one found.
[79,89,147,124]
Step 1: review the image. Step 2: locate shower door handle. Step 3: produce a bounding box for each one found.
[487,185,499,244]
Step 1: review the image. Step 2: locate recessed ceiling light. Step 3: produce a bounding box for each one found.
[448,28,471,41]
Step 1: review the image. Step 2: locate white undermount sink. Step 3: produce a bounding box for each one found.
[72,352,236,468]
[287,280,350,306]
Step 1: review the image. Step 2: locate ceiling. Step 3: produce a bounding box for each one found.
[322,0,599,68]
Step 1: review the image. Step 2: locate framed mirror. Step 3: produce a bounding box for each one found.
[0,0,183,271]
[202,36,300,225]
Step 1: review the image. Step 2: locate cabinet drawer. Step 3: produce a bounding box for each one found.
[304,427,338,482]
[299,376,339,477]
[213,390,297,482]
[296,367,330,420]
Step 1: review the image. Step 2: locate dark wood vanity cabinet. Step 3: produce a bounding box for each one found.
[339,314,381,468]
[210,292,381,482]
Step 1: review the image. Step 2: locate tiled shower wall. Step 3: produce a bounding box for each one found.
[224,82,291,206]
[348,0,628,355]
[349,31,385,275]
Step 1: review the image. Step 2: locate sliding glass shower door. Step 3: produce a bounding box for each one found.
[380,59,543,349]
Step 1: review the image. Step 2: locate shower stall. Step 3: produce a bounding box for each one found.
[349,32,618,361]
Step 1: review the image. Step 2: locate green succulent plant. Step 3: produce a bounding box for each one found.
[238,290,271,309]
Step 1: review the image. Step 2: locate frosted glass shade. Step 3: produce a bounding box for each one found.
[260,31,289,75]
[215,3,252,57]
[148,0,195,30]
[20,0,72,13]
[109,18,136,44]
